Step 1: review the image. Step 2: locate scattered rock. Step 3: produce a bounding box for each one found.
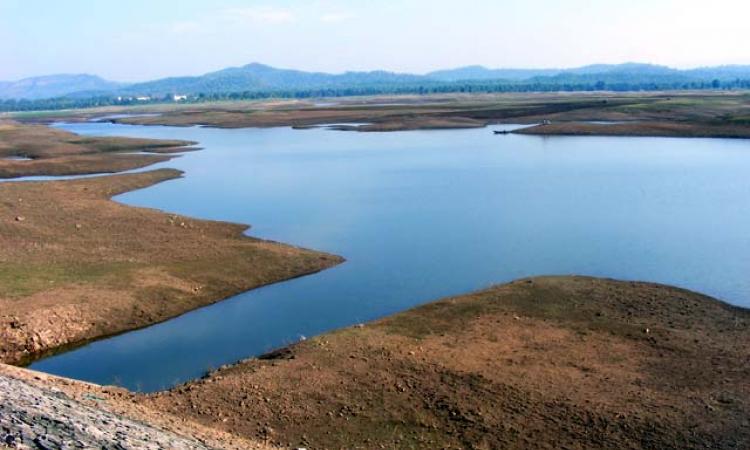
[0,375,212,449]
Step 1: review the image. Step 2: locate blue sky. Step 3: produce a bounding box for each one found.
[2,0,749,81]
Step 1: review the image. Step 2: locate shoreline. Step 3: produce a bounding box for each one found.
[4,275,748,448]
[17,257,342,369]
[130,276,750,448]
[13,91,750,139]
[0,149,344,367]
[6,107,749,369]
[513,120,750,139]
[6,104,750,368]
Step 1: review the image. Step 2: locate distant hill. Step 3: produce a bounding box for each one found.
[425,63,713,82]
[428,65,562,81]
[3,63,750,104]
[685,65,750,81]
[117,63,428,97]
[522,63,696,87]
[562,63,677,75]
[0,74,126,100]
[113,62,750,97]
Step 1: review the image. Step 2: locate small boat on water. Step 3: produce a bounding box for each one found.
[493,130,511,135]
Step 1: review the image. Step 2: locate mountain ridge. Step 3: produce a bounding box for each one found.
[0,74,126,100]
[3,62,750,100]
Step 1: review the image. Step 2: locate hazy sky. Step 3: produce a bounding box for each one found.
[2,0,749,81]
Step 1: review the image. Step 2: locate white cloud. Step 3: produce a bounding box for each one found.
[223,6,296,25]
[320,12,355,23]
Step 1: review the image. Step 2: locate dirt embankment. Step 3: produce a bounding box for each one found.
[144,276,750,450]
[0,364,275,449]
[0,120,196,178]
[0,170,343,365]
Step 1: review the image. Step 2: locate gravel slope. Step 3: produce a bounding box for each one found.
[0,374,213,449]
[0,365,275,450]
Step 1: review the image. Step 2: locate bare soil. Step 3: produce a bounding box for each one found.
[144,276,750,450]
[24,91,750,138]
[0,120,195,178]
[0,170,343,365]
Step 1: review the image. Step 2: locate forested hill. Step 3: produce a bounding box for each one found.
[3,62,750,111]
[114,63,427,97]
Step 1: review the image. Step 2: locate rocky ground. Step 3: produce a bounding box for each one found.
[0,374,213,449]
[0,364,274,449]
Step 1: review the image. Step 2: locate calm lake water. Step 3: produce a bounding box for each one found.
[29,122,750,392]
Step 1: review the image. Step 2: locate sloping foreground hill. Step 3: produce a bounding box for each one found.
[145,276,750,449]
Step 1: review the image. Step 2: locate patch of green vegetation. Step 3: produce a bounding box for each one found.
[0,261,136,298]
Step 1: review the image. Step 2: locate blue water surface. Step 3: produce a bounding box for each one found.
[29,122,750,391]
